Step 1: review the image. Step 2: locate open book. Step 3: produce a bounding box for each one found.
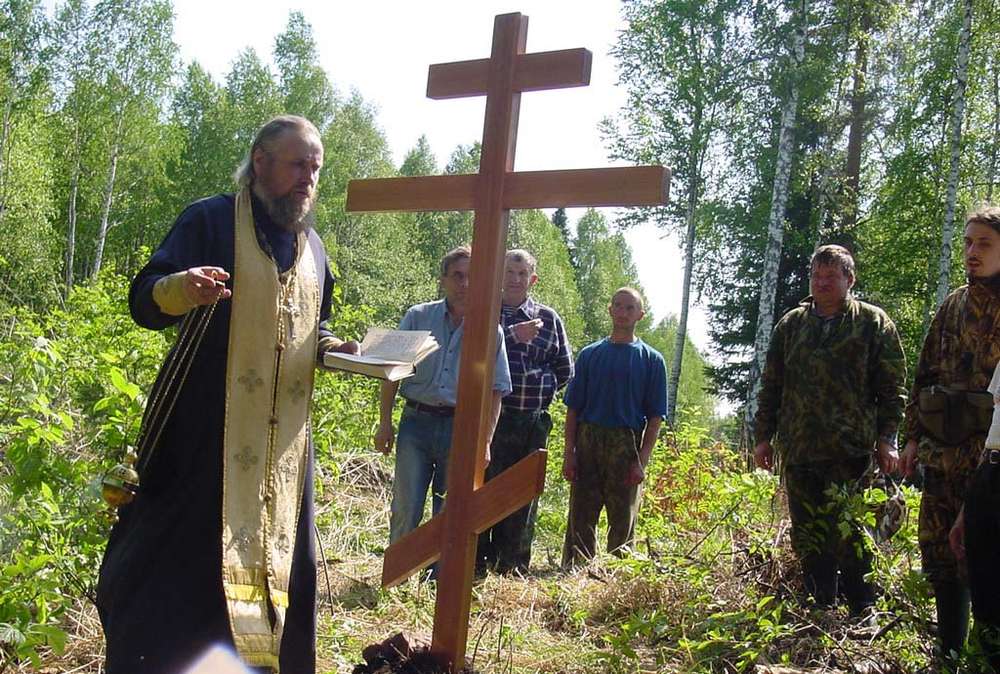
[322,328,439,381]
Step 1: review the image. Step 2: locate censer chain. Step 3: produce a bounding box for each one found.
[135,300,219,476]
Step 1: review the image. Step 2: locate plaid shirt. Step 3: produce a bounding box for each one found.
[500,297,574,411]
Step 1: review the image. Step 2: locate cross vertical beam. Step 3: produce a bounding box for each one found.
[429,13,527,667]
[344,11,670,672]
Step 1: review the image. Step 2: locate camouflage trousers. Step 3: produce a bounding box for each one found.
[562,422,642,567]
[920,465,975,586]
[784,456,875,612]
[917,440,982,658]
[476,408,552,574]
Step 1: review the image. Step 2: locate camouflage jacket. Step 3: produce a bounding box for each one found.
[905,277,1000,471]
[754,296,907,466]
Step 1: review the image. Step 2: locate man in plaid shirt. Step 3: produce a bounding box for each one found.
[477,249,574,574]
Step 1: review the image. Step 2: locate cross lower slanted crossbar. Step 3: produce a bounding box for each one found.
[380,449,547,588]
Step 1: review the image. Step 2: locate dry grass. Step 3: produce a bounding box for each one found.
[12,601,104,674]
[20,446,933,674]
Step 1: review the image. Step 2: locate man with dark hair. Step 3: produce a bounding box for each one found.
[902,206,1000,667]
[754,244,906,618]
[375,245,512,543]
[561,287,666,566]
[477,249,574,574]
[97,115,360,674]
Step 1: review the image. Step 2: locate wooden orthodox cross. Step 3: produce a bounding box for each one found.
[346,12,670,671]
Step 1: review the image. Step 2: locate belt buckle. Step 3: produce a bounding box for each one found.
[989,449,1000,465]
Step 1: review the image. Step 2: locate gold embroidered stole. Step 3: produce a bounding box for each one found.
[222,188,319,669]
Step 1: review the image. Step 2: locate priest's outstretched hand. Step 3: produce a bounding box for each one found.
[182,266,231,305]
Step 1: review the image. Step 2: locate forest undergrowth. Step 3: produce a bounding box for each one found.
[1,274,943,673]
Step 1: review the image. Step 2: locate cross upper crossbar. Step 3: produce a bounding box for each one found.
[426,48,592,99]
[345,12,670,671]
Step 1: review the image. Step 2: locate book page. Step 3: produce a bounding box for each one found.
[361,328,436,363]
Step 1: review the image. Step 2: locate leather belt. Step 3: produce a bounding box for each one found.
[405,400,455,417]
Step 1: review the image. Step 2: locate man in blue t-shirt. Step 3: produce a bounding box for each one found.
[561,287,666,566]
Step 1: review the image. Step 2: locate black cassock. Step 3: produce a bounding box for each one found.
[97,193,334,674]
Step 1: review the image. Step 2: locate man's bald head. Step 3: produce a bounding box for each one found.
[611,287,644,310]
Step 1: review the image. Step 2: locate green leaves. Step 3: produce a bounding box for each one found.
[107,366,140,401]
[0,547,69,667]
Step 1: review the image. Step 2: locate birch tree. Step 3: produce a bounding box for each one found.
[746,0,810,428]
[0,0,60,308]
[51,0,101,290]
[934,0,973,307]
[988,55,999,201]
[89,0,174,278]
[0,0,50,228]
[606,0,752,426]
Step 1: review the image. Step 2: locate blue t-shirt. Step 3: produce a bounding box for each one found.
[563,337,667,431]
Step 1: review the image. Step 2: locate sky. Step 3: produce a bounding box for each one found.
[168,0,711,349]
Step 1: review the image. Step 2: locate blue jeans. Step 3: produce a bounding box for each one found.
[389,407,454,543]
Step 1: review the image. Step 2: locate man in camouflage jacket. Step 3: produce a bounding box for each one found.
[901,206,1000,665]
[754,245,905,616]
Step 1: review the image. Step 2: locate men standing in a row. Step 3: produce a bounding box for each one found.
[374,246,512,543]
[477,250,574,575]
[901,206,1000,666]
[562,287,666,566]
[754,244,906,617]
[98,115,360,674]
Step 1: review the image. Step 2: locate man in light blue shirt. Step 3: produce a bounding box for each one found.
[374,246,512,542]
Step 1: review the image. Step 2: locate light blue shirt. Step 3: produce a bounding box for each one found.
[398,299,512,407]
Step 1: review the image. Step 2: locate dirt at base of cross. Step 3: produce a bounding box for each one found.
[352,632,483,674]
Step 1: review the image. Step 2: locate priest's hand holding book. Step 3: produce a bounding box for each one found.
[323,328,438,382]
[323,338,361,356]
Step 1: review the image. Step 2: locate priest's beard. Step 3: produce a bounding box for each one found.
[253,185,317,233]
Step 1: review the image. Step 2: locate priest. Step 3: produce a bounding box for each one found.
[96,115,359,674]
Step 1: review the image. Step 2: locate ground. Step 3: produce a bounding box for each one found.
[15,440,941,674]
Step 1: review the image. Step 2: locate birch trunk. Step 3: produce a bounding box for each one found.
[65,149,81,292]
[0,96,13,227]
[934,0,973,308]
[92,113,124,279]
[667,162,700,426]
[745,0,809,431]
[987,60,999,202]
[842,2,871,235]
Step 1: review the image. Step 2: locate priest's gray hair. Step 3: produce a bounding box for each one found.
[233,115,321,187]
[505,248,537,274]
